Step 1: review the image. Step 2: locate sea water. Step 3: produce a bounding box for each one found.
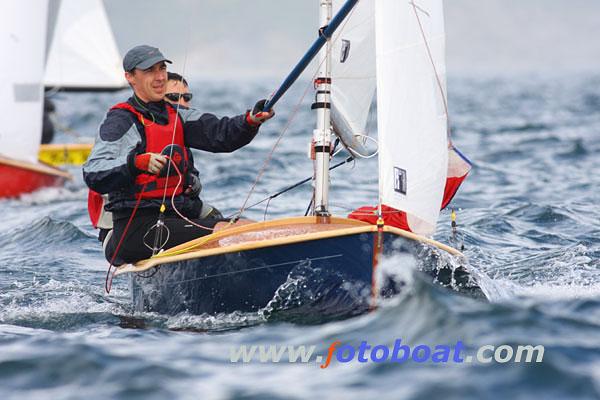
[1,74,599,399]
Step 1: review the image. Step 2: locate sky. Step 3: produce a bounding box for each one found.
[104,0,600,80]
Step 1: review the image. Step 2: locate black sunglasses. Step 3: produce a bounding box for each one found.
[165,93,193,102]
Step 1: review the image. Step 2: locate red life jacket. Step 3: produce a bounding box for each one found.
[111,102,189,199]
[87,102,190,229]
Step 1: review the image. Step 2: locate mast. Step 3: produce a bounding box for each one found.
[260,0,359,215]
[312,0,333,216]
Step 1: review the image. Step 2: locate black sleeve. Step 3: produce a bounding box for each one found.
[186,148,199,177]
[180,109,260,153]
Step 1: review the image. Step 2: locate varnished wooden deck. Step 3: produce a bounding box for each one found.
[115,216,462,275]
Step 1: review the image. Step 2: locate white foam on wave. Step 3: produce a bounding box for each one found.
[493,279,600,301]
[0,323,52,336]
[0,278,129,325]
[481,243,600,302]
[18,186,87,205]
[164,310,265,331]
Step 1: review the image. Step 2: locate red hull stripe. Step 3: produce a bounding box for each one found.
[0,163,64,198]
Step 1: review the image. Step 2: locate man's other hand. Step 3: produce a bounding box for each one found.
[184,173,202,197]
[246,99,275,127]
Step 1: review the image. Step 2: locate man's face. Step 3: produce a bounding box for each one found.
[125,62,167,102]
[165,80,191,107]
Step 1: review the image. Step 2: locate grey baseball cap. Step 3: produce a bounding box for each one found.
[123,45,172,71]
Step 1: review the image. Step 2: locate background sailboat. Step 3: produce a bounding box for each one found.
[39,0,126,167]
[113,0,474,316]
[44,0,126,92]
[0,0,71,198]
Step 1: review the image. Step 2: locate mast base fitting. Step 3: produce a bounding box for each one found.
[315,211,331,224]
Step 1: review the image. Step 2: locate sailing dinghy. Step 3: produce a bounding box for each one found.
[1,1,71,198]
[39,0,126,167]
[114,0,472,316]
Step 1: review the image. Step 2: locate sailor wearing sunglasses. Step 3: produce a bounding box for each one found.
[164,72,193,107]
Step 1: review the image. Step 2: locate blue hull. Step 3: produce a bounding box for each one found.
[130,231,418,317]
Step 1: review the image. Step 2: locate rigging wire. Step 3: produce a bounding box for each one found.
[410,0,451,138]
[159,3,193,204]
[411,1,469,238]
[232,3,359,222]
[230,77,314,223]
[251,155,355,220]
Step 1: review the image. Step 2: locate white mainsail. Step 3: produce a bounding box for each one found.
[0,0,49,162]
[330,0,375,157]
[44,0,126,90]
[376,0,448,235]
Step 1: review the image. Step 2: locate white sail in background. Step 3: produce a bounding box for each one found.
[376,0,448,235]
[330,0,376,157]
[0,0,49,162]
[44,0,126,90]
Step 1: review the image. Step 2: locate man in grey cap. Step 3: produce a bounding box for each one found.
[122,45,173,105]
[83,45,274,265]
